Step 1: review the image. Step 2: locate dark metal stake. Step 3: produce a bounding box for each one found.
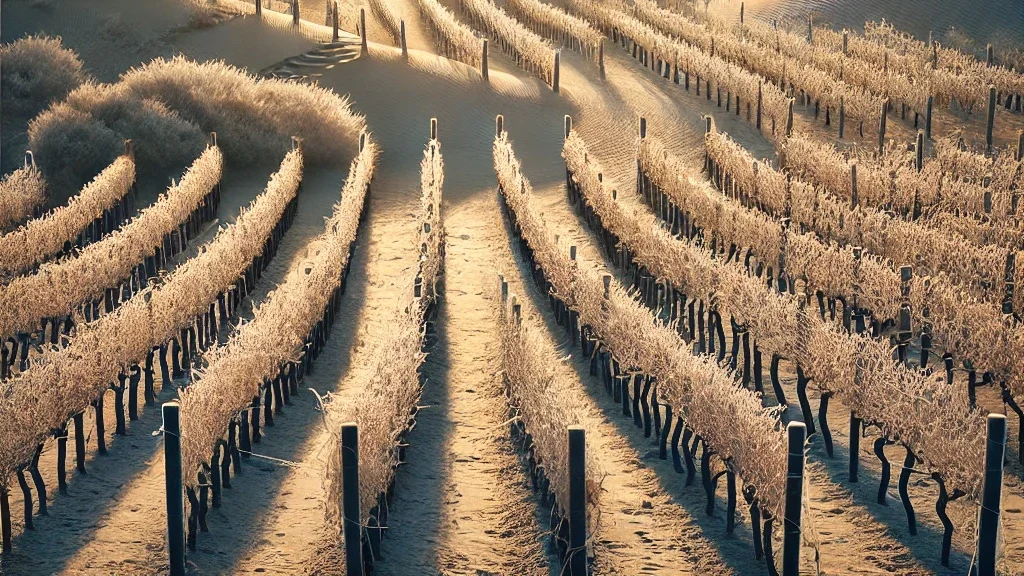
[341,423,364,576]
[849,414,861,482]
[163,402,186,576]
[783,422,805,576]
[978,414,1006,576]
[567,426,587,576]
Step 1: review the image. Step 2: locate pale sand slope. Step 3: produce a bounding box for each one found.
[232,47,570,576]
[706,0,1023,55]
[169,14,318,72]
[1,0,195,82]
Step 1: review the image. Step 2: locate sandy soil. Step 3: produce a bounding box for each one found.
[2,0,1024,575]
[704,0,1023,56]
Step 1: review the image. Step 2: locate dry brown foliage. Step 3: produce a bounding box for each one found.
[496,131,789,519]
[54,57,367,167]
[574,131,988,500]
[0,147,222,339]
[417,0,484,70]
[638,135,903,320]
[708,128,1008,306]
[369,0,403,46]
[631,0,885,124]
[815,21,1024,114]
[0,166,47,232]
[0,148,304,488]
[496,282,603,531]
[688,6,929,112]
[0,155,135,276]
[322,138,442,536]
[568,0,791,139]
[505,0,602,63]
[708,128,1024,394]
[0,34,88,120]
[182,140,375,492]
[461,0,557,84]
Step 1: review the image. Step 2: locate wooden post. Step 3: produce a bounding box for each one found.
[740,2,744,25]
[565,115,573,140]
[849,414,861,482]
[838,97,845,138]
[842,30,848,54]
[431,117,438,141]
[807,15,813,43]
[401,20,408,59]
[639,117,647,139]
[786,98,794,136]
[360,9,368,56]
[74,412,87,473]
[878,98,888,156]
[0,486,9,554]
[756,82,763,130]
[256,0,261,16]
[496,114,504,137]
[783,422,805,576]
[977,414,1006,576]
[916,131,924,172]
[598,39,605,78]
[553,51,560,93]
[567,426,587,576]
[925,95,933,139]
[341,423,363,576]
[292,0,299,25]
[987,44,994,67]
[987,86,997,154]
[1017,130,1024,162]
[482,40,489,81]
[332,2,339,42]
[163,402,186,576]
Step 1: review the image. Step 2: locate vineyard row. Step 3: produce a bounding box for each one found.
[323,133,443,572]
[460,0,558,89]
[0,159,46,231]
[0,144,224,375]
[0,150,136,277]
[0,144,305,551]
[494,122,792,531]
[564,129,986,542]
[176,135,375,551]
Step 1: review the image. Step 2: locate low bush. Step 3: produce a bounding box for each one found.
[0,35,88,120]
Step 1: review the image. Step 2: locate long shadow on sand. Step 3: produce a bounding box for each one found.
[1,386,180,576]
[498,203,770,576]
[182,194,374,574]
[804,415,974,574]
[368,292,452,575]
[0,164,291,576]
